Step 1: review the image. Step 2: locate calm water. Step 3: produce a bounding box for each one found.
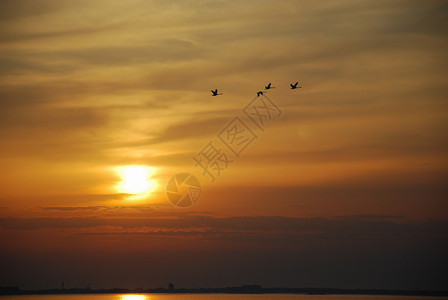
[0,295,445,300]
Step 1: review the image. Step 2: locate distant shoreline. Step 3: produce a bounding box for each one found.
[1,285,448,297]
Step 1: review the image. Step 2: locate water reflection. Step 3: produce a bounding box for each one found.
[119,295,149,300]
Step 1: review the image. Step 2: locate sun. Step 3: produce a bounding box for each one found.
[115,165,158,200]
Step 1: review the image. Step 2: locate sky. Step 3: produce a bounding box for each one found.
[0,0,447,291]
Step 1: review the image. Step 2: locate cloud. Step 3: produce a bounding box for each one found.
[0,0,66,22]
[0,40,203,77]
[1,215,446,243]
[0,25,121,44]
[47,40,202,65]
[39,206,112,211]
[151,115,230,144]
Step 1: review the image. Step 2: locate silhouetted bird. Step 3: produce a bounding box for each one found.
[265,83,275,90]
[257,91,264,97]
[290,82,302,89]
[211,89,223,96]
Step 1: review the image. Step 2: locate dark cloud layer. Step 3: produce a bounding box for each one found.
[1,215,446,241]
[1,214,446,290]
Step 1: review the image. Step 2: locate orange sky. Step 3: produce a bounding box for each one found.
[0,0,447,290]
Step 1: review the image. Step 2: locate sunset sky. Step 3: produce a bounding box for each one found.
[1,0,447,290]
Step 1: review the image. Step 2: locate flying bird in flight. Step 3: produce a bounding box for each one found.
[290,82,302,89]
[265,83,275,90]
[257,91,264,97]
[211,89,223,96]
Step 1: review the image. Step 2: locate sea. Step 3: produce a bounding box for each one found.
[0,295,446,300]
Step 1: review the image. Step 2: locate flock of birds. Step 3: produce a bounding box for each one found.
[211,82,302,97]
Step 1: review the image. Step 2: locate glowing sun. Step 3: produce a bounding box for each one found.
[115,165,158,199]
